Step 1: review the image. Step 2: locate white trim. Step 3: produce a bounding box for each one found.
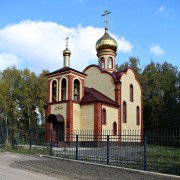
[50,79,58,102]
[72,77,82,100]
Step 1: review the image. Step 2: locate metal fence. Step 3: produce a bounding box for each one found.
[0,129,179,176]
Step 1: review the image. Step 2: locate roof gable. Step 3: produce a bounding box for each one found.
[81,87,118,106]
[46,67,86,77]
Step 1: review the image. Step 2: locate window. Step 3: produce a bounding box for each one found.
[123,101,127,123]
[108,57,113,69]
[102,109,106,125]
[52,80,57,102]
[136,106,140,125]
[101,57,105,69]
[74,79,80,101]
[130,84,133,102]
[61,78,66,101]
[113,122,117,135]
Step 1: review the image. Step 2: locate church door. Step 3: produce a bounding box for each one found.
[56,122,64,142]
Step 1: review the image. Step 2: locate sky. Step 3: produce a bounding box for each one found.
[0,0,179,74]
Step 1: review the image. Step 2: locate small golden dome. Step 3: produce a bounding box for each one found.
[96,29,118,53]
[63,48,71,56]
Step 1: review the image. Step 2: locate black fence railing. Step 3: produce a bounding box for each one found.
[0,129,179,176]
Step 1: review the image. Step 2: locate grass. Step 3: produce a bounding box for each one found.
[0,141,51,155]
[146,146,180,175]
[147,146,180,163]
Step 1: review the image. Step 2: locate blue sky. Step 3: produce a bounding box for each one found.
[0,0,179,73]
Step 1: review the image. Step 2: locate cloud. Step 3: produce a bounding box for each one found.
[158,6,165,12]
[157,5,176,19]
[116,37,133,53]
[0,53,23,70]
[0,20,133,73]
[150,45,165,56]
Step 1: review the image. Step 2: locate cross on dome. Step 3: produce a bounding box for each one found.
[65,37,69,48]
[102,10,111,30]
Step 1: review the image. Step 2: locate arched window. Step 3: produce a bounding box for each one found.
[102,109,106,125]
[113,122,117,135]
[74,79,80,101]
[130,84,133,102]
[123,101,127,123]
[136,106,140,125]
[61,78,66,101]
[101,57,105,69]
[52,80,57,102]
[108,57,113,69]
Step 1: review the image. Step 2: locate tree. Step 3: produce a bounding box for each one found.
[116,57,141,75]
[0,66,21,130]
[18,69,38,129]
[141,61,180,129]
[36,70,49,127]
[0,67,49,130]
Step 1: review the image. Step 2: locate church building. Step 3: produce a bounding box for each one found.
[45,11,143,142]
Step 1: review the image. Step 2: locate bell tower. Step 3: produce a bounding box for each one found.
[45,37,86,142]
[96,10,118,73]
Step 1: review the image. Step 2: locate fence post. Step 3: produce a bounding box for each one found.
[107,135,110,165]
[143,131,147,171]
[50,129,53,156]
[29,128,32,150]
[76,135,78,160]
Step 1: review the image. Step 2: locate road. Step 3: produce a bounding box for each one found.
[0,152,73,180]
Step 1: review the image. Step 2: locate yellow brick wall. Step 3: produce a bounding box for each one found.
[81,104,94,130]
[73,103,81,130]
[51,103,67,117]
[102,105,118,135]
[51,103,67,126]
[121,69,141,130]
[84,67,115,101]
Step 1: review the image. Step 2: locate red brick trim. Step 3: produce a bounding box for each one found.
[81,78,85,98]
[94,103,102,141]
[114,82,121,105]
[67,75,73,100]
[47,80,51,102]
[118,83,122,142]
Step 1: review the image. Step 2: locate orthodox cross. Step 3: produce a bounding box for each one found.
[65,37,69,48]
[102,10,111,29]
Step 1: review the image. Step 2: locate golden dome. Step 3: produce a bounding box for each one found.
[63,48,71,56]
[96,29,118,53]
